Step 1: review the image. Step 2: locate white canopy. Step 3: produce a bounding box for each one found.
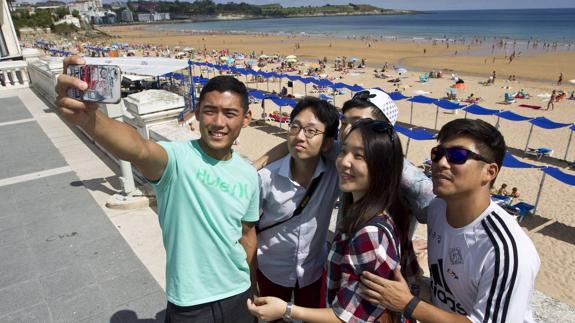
[122,74,153,82]
[84,57,189,77]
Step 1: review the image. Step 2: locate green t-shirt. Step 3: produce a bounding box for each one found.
[151,140,260,306]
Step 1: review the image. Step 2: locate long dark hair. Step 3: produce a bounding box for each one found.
[339,120,410,244]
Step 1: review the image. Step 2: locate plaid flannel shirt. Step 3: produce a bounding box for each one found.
[327,215,419,323]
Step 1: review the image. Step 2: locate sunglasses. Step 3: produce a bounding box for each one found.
[430,146,493,165]
[352,119,395,143]
[352,90,377,101]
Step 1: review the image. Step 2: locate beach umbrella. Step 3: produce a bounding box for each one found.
[346,84,364,92]
[350,57,359,62]
[564,124,575,161]
[522,117,571,155]
[394,125,435,158]
[286,58,297,63]
[396,67,408,75]
[494,110,532,129]
[569,79,575,84]
[407,95,437,125]
[388,91,409,101]
[534,167,575,215]
[259,54,269,59]
[452,83,466,90]
[433,100,464,129]
[286,55,297,60]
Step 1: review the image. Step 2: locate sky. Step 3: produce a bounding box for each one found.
[46,0,575,10]
[208,0,575,11]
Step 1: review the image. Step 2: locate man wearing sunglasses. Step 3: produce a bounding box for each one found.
[359,119,540,323]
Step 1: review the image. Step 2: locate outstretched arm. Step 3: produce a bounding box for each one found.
[247,297,343,323]
[252,141,288,170]
[360,268,470,323]
[55,56,168,181]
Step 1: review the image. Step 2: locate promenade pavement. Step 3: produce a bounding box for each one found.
[0,89,166,322]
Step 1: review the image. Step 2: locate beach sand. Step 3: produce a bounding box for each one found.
[78,25,575,307]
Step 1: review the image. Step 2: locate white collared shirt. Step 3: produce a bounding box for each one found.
[257,155,339,288]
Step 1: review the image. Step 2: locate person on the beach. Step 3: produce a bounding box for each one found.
[558,72,563,85]
[547,90,556,110]
[496,183,508,196]
[248,119,420,323]
[358,119,540,323]
[254,89,435,238]
[56,57,259,323]
[510,187,521,199]
[256,97,340,312]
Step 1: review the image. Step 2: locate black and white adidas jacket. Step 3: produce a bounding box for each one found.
[426,198,540,323]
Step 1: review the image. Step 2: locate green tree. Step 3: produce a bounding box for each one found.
[72,9,80,18]
[55,6,68,19]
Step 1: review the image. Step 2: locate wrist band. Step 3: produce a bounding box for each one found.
[403,296,420,319]
[283,302,293,322]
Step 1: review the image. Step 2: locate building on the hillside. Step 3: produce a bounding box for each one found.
[121,9,134,23]
[54,14,81,28]
[137,12,170,23]
[68,0,100,15]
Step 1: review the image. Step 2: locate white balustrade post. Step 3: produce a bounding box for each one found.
[18,68,29,86]
[10,70,19,86]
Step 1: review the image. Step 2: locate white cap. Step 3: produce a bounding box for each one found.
[359,88,399,125]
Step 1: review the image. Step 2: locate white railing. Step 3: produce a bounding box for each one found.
[0,60,29,89]
[27,57,63,103]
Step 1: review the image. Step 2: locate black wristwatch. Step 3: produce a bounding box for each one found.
[403,296,420,320]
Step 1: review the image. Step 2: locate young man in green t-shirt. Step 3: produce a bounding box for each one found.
[56,56,259,322]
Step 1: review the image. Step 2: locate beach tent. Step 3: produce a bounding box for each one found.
[395,125,435,157]
[407,95,437,125]
[523,117,571,154]
[533,167,575,215]
[433,100,465,129]
[269,97,297,128]
[501,152,546,215]
[319,93,334,103]
[346,84,364,92]
[248,90,267,100]
[300,77,317,95]
[388,91,409,101]
[463,104,500,122]
[494,110,532,129]
[86,57,188,77]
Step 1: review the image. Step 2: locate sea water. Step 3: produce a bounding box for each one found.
[152,9,575,44]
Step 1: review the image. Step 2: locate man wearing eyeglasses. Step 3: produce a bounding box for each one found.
[256,97,341,311]
[359,119,540,323]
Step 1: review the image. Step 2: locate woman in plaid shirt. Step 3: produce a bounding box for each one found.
[248,119,419,323]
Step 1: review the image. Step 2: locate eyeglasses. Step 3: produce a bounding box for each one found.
[352,119,395,143]
[288,124,325,139]
[352,90,376,101]
[430,146,493,165]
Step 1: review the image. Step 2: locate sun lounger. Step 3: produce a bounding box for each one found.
[505,202,535,222]
[419,73,429,83]
[504,93,516,104]
[525,147,553,159]
[491,194,513,206]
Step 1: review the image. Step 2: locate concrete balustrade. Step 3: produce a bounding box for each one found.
[0,60,29,89]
